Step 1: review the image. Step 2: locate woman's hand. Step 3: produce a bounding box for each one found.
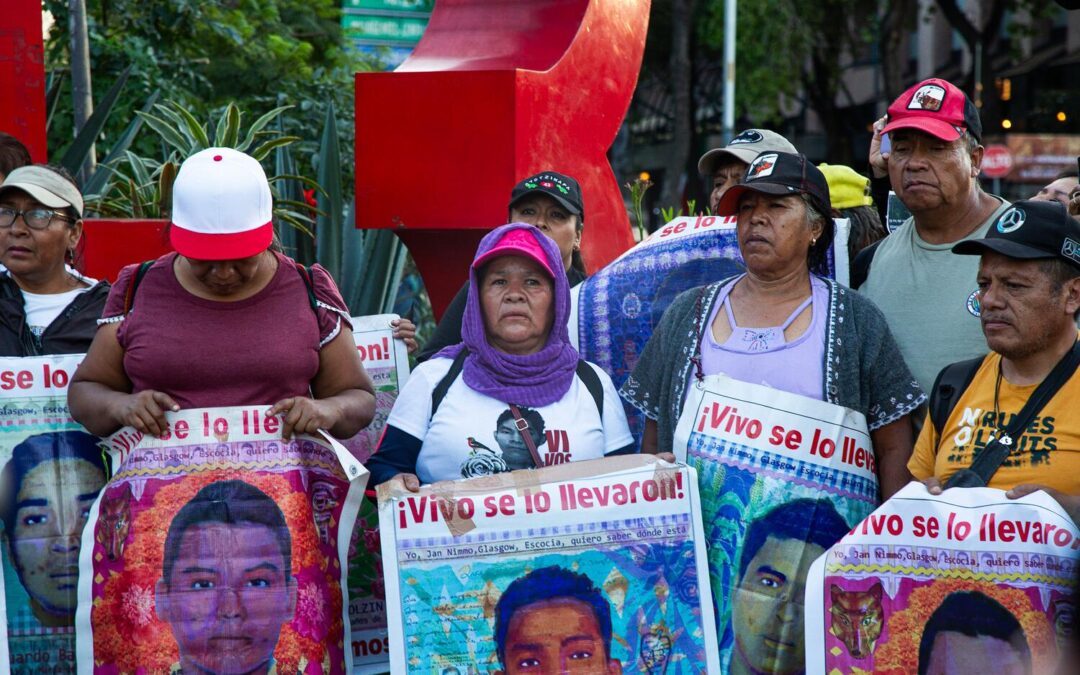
[869,116,890,179]
[655,452,677,463]
[391,318,418,354]
[113,390,179,437]
[269,397,343,440]
[388,472,421,493]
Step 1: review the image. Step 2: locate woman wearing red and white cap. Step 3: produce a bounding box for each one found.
[68,148,375,440]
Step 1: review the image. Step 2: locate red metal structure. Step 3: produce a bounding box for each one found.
[0,0,48,162]
[354,0,650,316]
[2,1,650,293]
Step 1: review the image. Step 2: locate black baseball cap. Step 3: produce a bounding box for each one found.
[953,199,1080,270]
[509,171,583,216]
[715,151,832,218]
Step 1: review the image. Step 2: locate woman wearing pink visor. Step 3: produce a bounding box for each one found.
[69,147,375,441]
[366,223,634,490]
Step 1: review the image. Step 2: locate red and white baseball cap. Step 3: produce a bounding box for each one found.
[881,78,983,142]
[170,147,273,260]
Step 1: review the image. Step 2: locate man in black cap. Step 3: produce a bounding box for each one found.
[910,200,1080,515]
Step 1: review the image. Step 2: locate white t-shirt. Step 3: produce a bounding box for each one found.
[387,357,634,484]
[21,286,92,338]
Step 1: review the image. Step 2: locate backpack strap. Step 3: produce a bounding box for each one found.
[850,238,883,289]
[122,261,155,316]
[431,348,470,417]
[575,360,604,419]
[292,262,319,313]
[429,349,605,419]
[945,341,1080,488]
[929,355,986,437]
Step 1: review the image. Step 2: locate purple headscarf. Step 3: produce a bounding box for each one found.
[435,223,580,406]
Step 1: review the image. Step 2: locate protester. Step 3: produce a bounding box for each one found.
[417,171,588,362]
[698,128,797,214]
[911,200,1080,503]
[0,132,32,183]
[68,147,374,441]
[859,78,1010,391]
[621,152,924,499]
[1032,171,1079,209]
[818,163,887,267]
[366,223,634,489]
[0,164,109,355]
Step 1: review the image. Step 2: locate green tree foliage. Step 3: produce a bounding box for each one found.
[43,0,379,185]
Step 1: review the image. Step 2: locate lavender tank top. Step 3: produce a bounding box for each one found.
[691,274,828,402]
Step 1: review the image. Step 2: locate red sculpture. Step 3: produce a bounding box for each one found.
[0,0,47,162]
[354,0,650,315]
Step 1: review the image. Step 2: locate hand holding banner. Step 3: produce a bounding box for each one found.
[77,407,368,675]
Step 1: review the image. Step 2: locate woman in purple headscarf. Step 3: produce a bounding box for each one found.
[366,223,635,489]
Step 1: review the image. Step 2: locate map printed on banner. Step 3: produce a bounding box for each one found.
[76,407,369,675]
[0,355,97,675]
[672,374,878,674]
[378,455,721,674]
[573,216,850,445]
[807,483,1080,675]
[344,314,410,673]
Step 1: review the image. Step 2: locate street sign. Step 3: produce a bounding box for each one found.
[982,144,1014,178]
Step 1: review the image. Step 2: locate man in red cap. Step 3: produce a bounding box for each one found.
[859,78,1010,394]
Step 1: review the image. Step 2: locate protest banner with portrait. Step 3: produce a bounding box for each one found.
[75,407,369,675]
[807,483,1080,675]
[0,355,100,675]
[345,314,410,673]
[671,373,878,673]
[378,455,720,674]
[573,216,850,445]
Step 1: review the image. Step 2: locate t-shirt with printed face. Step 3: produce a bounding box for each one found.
[909,352,1080,492]
[386,358,634,484]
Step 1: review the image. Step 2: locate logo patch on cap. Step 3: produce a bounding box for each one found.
[908,84,946,112]
[747,153,778,180]
[1063,238,1080,265]
[996,207,1026,234]
[966,289,981,317]
[730,130,764,145]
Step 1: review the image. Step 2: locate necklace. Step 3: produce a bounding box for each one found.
[991,362,1014,447]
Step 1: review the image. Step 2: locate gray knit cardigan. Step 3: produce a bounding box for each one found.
[620,276,927,454]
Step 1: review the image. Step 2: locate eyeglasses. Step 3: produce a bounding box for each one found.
[0,206,74,230]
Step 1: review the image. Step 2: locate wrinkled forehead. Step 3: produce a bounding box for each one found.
[510,192,567,213]
[714,159,749,177]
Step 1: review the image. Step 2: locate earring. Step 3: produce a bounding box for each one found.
[811,238,817,246]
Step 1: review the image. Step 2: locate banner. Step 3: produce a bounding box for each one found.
[574,216,850,446]
[673,374,878,674]
[378,455,721,674]
[807,483,1080,675]
[345,315,410,673]
[76,407,368,675]
[0,355,97,675]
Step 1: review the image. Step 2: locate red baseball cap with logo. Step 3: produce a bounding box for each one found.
[881,78,983,142]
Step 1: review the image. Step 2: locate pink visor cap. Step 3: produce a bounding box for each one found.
[170,147,274,260]
[472,227,555,277]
